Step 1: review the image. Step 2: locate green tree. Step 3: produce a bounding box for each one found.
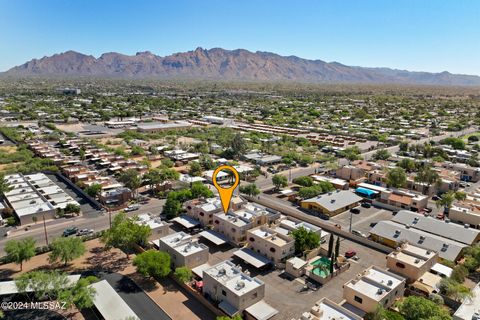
[4,237,36,271]
[440,137,465,150]
[84,183,102,198]
[190,181,214,198]
[102,212,151,258]
[272,174,288,190]
[174,266,193,283]
[415,166,440,194]
[397,158,417,172]
[216,315,243,320]
[0,173,13,197]
[397,296,450,320]
[341,146,361,161]
[230,133,247,158]
[15,270,97,309]
[292,176,314,187]
[49,237,86,266]
[386,167,407,188]
[335,236,340,260]
[118,169,142,198]
[133,249,171,278]
[291,227,320,253]
[327,234,334,257]
[239,183,260,197]
[451,264,468,283]
[161,158,174,168]
[64,203,81,215]
[436,190,466,213]
[439,277,473,302]
[373,149,391,161]
[163,197,182,219]
[189,161,203,177]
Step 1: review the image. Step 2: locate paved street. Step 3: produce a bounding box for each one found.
[0,198,165,256]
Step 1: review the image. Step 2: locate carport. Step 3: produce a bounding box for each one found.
[89,280,139,320]
[171,215,200,229]
[199,230,228,245]
[233,248,271,268]
[245,300,279,320]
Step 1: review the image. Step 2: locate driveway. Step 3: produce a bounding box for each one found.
[46,173,101,218]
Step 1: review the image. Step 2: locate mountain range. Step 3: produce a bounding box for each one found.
[3,47,480,86]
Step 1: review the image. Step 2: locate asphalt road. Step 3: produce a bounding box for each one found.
[0,199,165,257]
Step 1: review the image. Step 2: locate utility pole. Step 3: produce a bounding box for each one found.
[42,213,49,246]
[349,211,353,233]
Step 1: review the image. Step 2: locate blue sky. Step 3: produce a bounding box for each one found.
[0,0,479,75]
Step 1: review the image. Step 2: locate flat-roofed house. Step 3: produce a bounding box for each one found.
[202,260,269,318]
[449,195,480,229]
[343,266,406,313]
[246,225,295,263]
[135,213,170,240]
[212,202,280,245]
[184,196,246,227]
[387,243,438,282]
[158,232,209,269]
[293,298,362,320]
[3,173,79,225]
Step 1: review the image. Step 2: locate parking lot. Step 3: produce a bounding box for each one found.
[330,205,394,236]
[46,173,102,218]
[177,222,389,320]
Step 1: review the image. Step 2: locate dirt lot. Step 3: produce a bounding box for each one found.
[0,238,215,320]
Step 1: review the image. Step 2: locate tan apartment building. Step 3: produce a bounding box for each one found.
[157,232,209,269]
[246,226,295,263]
[212,202,280,245]
[386,243,438,282]
[202,260,266,317]
[449,195,480,229]
[184,196,245,226]
[343,266,406,313]
[294,298,362,320]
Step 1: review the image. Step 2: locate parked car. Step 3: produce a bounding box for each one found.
[352,229,367,237]
[62,226,78,237]
[432,195,441,201]
[361,202,372,208]
[350,208,360,214]
[345,250,357,259]
[76,228,94,236]
[125,204,140,212]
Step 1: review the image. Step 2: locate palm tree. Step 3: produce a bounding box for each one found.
[415,166,440,194]
[436,191,466,214]
[0,174,12,197]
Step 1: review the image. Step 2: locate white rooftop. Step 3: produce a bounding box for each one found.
[204,260,264,296]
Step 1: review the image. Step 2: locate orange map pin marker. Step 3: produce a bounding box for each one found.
[212,165,240,213]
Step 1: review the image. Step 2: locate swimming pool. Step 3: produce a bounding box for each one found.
[310,256,332,277]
